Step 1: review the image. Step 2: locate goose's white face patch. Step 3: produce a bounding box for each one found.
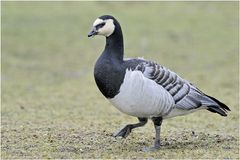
[93,18,103,26]
[93,18,115,37]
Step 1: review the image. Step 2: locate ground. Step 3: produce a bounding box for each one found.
[1,1,239,159]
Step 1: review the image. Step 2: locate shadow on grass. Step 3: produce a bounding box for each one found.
[160,132,237,150]
[111,130,238,152]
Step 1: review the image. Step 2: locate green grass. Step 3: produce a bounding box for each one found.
[1,1,239,159]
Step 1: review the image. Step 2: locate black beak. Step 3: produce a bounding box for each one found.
[88,27,98,37]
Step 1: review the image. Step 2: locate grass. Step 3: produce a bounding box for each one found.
[1,1,239,159]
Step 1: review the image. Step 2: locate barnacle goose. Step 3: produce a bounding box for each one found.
[88,15,230,151]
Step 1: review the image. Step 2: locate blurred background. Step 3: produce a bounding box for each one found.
[1,1,239,159]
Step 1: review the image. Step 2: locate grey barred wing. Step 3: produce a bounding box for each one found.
[135,61,205,110]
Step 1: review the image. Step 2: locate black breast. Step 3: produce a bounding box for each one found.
[94,57,144,99]
[94,56,125,98]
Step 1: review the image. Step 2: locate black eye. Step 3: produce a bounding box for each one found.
[96,22,106,29]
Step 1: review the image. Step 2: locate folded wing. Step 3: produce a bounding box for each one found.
[135,61,230,116]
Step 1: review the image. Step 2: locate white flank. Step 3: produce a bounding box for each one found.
[164,107,205,119]
[109,69,175,118]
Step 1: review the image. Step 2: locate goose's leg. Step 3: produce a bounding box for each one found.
[113,117,148,138]
[152,117,163,149]
[144,117,163,151]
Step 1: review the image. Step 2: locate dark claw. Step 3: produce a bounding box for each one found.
[113,125,131,138]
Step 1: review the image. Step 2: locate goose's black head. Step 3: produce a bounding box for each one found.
[88,15,121,38]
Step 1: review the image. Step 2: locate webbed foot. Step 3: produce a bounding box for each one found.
[142,139,161,152]
[113,125,131,138]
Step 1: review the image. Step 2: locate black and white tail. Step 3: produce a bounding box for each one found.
[205,94,231,116]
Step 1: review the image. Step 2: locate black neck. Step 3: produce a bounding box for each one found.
[104,25,124,61]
